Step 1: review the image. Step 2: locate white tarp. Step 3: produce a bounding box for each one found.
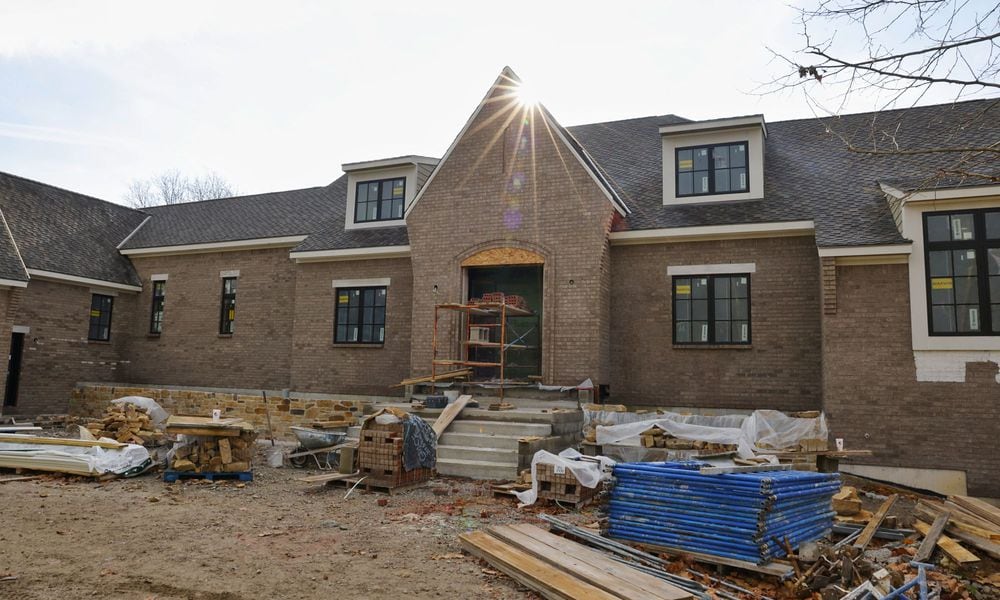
[515,448,615,507]
[0,438,151,476]
[111,396,169,428]
[595,409,827,459]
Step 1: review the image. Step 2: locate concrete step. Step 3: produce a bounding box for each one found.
[435,457,520,480]
[446,419,551,437]
[439,431,522,450]
[437,444,518,464]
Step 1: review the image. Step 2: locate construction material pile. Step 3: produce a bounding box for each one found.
[358,408,434,489]
[639,427,737,452]
[608,461,839,564]
[85,403,165,446]
[165,415,256,476]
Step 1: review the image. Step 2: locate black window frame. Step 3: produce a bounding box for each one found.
[219,277,237,335]
[922,208,1000,336]
[354,177,406,223]
[88,293,114,342]
[334,286,387,345]
[672,273,752,345]
[675,141,749,198]
[149,280,166,334]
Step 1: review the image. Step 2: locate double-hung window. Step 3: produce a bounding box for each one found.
[335,286,387,344]
[355,178,405,223]
[672,274,751,344]
[219,277,237,334]
[88,294,114,341]
[676,142,748,197]
[923,209,1000,335]
[149,281,166,334]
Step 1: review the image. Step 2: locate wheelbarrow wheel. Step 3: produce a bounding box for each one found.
[289,447,310,468]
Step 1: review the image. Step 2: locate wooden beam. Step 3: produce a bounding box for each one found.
[392,369,471,388]
[0,435,124,449]
[432,394,472,438]
[495,524,692,600]
[0,475,43,484]
[913,520,979,564]
[947,495,1000,530]
[853,494,898,550]
[917,501,1000,540]
[459,530,619,600]
[914,512,949,563]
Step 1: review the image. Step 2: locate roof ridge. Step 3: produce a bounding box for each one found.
[0,171,147,216]
[567,113,690,129]
[766,96,999,125]
[143,184,331,210]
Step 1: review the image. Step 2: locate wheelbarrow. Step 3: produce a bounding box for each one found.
[287,426,350,469]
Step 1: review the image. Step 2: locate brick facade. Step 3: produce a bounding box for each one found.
[125,248,297,391]
[6,279,133,414]
[406,87,616,385]
[822,263,1000,497]
[289,257,412,396]
[610,235,823,411]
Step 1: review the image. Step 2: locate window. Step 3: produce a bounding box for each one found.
[672,274,750,344]
[923,209,1000,335]
[88,294,113,341]
[676,142,748,197]
[355,178,405,223]
[149,281,166,334]
[335,286,387,344]
[219,277,237,334]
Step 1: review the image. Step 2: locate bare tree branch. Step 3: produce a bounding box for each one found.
[124,169,238,208]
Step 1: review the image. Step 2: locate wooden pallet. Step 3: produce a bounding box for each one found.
[324,476,427,495]
[163,470,253,483]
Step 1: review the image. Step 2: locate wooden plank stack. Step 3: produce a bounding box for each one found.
[914,496,1000,561]
[85,403,165,446]
[459,523,693,600]
[358,418,432,489]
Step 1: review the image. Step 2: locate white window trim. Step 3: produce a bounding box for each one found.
[903,198,1000,351]
[220,270,240,278]
[332,278,391,289]
[667,263,756,276]
[151,274,168,281]
[344,166,413,231]
[12,325,29,334]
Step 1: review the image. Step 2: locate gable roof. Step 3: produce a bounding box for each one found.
[0,172,146,286]
[569,98,999,247]
[0,208,28,285]
[120,184,338,250]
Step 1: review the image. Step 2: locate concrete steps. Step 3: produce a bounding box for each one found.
[445,419,552,437]
[437,445,518,463]
[433,457,520,481]
[439,431,522,450]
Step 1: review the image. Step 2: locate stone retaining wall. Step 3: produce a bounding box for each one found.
[69,383,376,440]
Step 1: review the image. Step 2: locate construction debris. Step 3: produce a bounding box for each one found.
[85,402,166,446]
[165,415,256,479]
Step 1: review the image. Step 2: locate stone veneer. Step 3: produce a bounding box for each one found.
[69,383,378,440]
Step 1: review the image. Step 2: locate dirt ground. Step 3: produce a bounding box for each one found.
[0,464,570,600]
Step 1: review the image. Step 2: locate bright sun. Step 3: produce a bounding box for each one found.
[515,81,539,106]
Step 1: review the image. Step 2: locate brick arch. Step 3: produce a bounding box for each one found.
[459,246,545,267]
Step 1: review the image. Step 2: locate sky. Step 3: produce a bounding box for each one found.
[0,1,990,204]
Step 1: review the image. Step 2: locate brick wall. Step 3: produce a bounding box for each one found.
[289,258,413,396]
[609,235,823,410]
[822,263,1000,497]
[8,279,133,415]
[125,248,297,390]
[406,85,616,385]
[69,383,372,440]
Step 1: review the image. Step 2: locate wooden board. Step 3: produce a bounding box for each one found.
[914,512,950,563]
[914,520,979,564]
[393,369,471,388]
[0,435,124,449]
[296,471,360,484]
[459,530,619,600]
[947,495,1000,529]
[632,541,794,577]
[0,475,42,484]
[853,494,898,550]
[165,415,254,432]
[432,394,472,438]
[917,501,1000,540]
[936,523,1000,561]
[496,524,692,600]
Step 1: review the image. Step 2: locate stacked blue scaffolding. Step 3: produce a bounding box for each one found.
[608,461,840,564]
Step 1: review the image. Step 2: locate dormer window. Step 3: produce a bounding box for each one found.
[355,178,405,223]
[676,142,748,197]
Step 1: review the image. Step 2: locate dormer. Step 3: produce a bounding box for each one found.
[342,155,439,230]
[660,115,766,206]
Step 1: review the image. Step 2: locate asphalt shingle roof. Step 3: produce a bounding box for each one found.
[0,209,28,283]
[0,172,146,286]
[291,176,408,252]
[568,98,999,247]
[120,184,338,250]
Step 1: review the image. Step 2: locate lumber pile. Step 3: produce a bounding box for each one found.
[916,497,1000,560]
[165,415,256,474]
[85,403,165,446]
[459,523,693,600]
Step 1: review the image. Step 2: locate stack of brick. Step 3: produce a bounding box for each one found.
[358,418,432,489]
[535,462,599,506]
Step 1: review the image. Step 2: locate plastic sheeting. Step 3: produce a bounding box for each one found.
[0,440,151,476]
[515,448,615,507]
[111,396,169,429]
[595,409,827,459]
